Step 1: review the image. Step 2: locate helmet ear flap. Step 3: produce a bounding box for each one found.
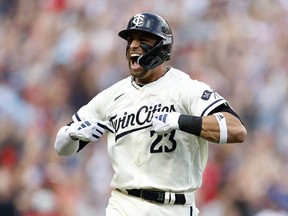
[138,40,167,70]
[161,44,172,61]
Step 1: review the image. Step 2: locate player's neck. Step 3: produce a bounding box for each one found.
[134,66,169,85]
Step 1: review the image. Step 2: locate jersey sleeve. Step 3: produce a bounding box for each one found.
[72,89,107,122]
[71,77,129,123]
[185,80,230,117]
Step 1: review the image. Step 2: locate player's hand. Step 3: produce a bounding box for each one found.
[67,119,114,142]
[150,112,181,135]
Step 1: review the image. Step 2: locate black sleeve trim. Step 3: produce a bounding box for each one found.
[200,99,225,116]
[75,113,81,121]
[67,121,73,126]
[208,104,241,121]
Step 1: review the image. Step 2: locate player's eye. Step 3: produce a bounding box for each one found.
[127,36,136,45]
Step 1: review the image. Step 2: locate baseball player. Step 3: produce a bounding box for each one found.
[54,12,247,216]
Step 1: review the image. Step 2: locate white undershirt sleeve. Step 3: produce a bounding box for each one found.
[54,126,80,156]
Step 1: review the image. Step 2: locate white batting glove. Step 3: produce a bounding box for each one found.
[67,119,114,142]
[150,112,181,135]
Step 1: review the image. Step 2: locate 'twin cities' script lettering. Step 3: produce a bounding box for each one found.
[110,104,176,133]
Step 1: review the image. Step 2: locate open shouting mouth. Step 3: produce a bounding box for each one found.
[130,53,142,69]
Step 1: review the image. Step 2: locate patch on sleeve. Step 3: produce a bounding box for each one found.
[201,90,213,100]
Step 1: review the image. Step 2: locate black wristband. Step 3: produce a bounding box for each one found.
[178,115,202,136]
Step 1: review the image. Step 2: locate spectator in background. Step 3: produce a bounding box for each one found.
[0,0,18,17]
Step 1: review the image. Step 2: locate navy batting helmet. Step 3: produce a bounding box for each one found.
[118,12,173,70]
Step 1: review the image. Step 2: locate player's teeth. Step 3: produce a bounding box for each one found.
[131,54,140,57]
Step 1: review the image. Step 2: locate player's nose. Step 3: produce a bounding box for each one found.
[130,39,141,48]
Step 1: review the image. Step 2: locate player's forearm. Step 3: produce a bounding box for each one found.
[151,111,247,143]
[54,126,80,156]
[200,112,247,143]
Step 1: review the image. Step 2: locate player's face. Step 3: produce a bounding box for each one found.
[126,31,159,82]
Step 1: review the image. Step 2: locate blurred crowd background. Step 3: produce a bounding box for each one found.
[0,0,288,215]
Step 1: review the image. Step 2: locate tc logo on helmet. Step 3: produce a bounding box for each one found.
[132,14,145,27]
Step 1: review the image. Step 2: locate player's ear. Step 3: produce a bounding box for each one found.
[126,44,129,59]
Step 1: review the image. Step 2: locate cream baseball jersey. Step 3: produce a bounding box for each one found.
[72,67,229,192]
